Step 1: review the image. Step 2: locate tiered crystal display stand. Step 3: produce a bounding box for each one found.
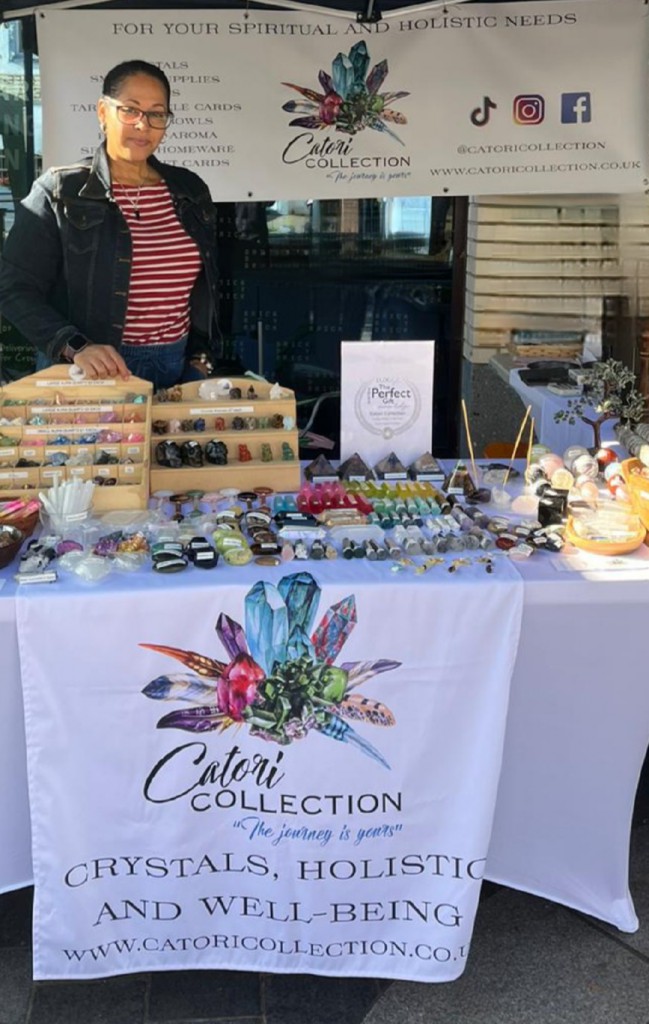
[149,377,301,494]
[0,366,152,509]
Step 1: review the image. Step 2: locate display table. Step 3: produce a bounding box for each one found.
[2,521,649,977]
[487,558,649,929]
[489,353,617,452]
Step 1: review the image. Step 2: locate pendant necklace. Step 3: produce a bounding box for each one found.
[119,183,143,220]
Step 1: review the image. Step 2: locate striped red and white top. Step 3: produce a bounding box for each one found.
[112,182,202,346]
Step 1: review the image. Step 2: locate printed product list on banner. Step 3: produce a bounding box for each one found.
[37,0,648,200]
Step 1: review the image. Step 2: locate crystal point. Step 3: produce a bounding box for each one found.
[338,452,373,481]
[409,451,444,480]
[304,453,337,481]
[374,451,407,479]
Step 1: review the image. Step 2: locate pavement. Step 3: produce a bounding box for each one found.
[3,818,649,1024]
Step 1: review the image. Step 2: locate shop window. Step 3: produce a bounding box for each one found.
[217,197,456,455]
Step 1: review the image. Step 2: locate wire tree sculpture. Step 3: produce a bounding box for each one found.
[554,359,646,451]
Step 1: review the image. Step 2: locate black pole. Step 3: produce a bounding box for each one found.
[21,17,36,189]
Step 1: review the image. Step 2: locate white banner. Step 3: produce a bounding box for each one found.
[340,340,434,465]
[17,567,523,981]
[37,1,648,200]
[0,599,32,893]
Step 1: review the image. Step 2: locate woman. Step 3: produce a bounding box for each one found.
[0,60,220,390]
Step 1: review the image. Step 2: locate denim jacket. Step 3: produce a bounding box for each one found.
[0,143,220,362]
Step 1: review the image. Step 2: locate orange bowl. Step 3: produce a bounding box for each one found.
[565,515,646,556]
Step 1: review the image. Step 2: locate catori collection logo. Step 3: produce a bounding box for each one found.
[280,40,411,171]
[140,571,401,804]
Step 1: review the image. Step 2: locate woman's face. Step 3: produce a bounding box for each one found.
[98,73,169,166]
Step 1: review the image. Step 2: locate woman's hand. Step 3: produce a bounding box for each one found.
[74,345,130,381]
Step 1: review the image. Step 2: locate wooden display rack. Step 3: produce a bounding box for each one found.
[149,377,301,494]
[0,366,153,510]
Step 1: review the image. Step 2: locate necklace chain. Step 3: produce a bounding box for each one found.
[117,183,142,219]
[110,161,161,221]
[113,181,159,221]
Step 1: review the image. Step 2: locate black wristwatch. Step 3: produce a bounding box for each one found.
[62,335,90,362]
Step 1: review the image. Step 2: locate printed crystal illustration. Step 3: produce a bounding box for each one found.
[141,571,400,768]
[281,41,410,145]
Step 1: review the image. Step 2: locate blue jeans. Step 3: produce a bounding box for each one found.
[37,336,202,391]
[121,337,202,391]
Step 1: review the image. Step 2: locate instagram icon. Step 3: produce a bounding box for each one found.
[513,94,545,125]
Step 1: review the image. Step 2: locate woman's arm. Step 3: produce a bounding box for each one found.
[0,178,82,360]
[0,178,129,378]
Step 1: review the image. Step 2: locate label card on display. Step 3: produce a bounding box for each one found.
[340,341,434,466]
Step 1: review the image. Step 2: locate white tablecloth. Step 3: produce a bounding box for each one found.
[486,564,649,930]
[1,545,647,937]
[507,369,618,454]
[0,579,31,894]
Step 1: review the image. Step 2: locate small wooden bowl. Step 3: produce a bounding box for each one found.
[0,524,25,569]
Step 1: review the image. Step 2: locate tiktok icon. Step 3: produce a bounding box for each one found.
[470,96,498,127]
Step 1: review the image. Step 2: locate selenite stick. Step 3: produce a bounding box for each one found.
[461,398,479,485]
[503,404,532,489]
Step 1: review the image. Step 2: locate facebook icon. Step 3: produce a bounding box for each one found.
[561,92,592,124]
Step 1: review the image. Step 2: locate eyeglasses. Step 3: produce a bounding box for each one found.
[103,97,173,130]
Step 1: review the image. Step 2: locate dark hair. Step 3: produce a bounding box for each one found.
[102,60,171,108]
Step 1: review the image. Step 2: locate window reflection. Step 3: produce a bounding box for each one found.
[218,197,455,455]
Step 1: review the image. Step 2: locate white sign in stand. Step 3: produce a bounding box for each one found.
[340,340,434,468]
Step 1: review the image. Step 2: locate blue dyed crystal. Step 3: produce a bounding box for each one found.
[244,582,288,674]
[311,596,357,664]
